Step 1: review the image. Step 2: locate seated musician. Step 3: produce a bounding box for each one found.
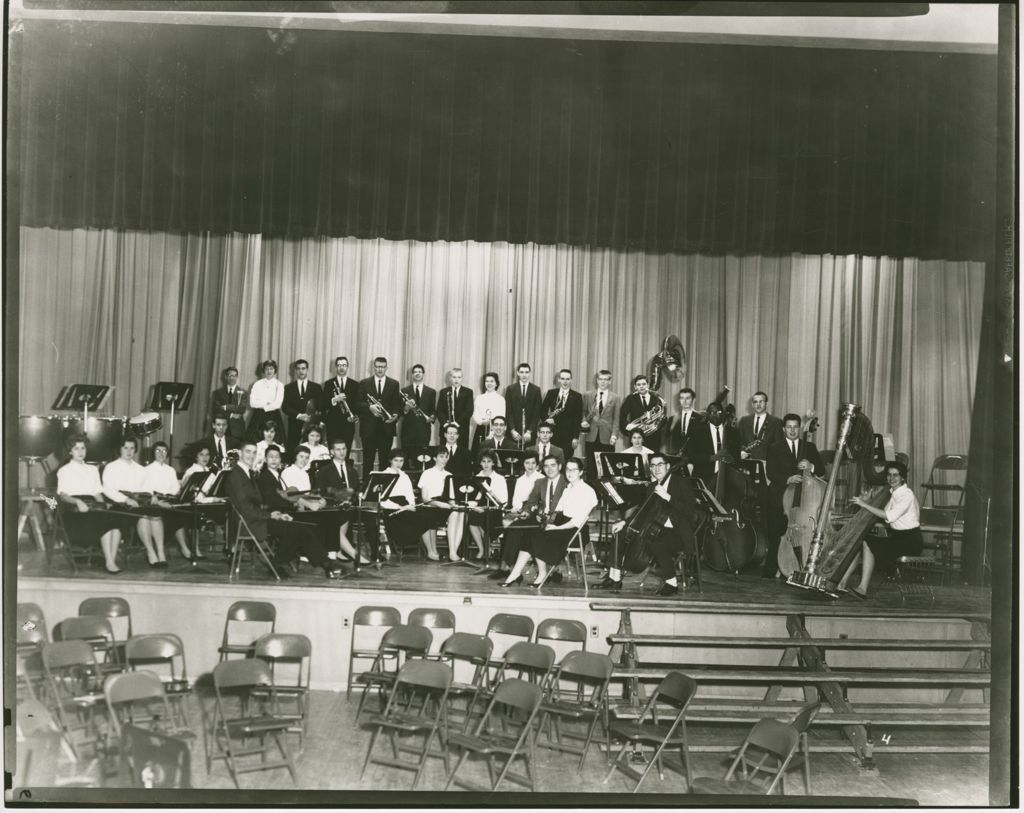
[527,422,565,468]
[225,442,340,579]
[598,453,697,596]
[415,447,462,561]
[102,437,169,567]
[439,422,473,476]
[841,461,924,599]
[280,446,314,492]
[502,458,597,588]
[182,445,219,499]
[302,425,331,465]
[313,440,367,563]
[141,441,195,561]
[56,436,131,575]
[479,415,517,451]
[254,421,283,470]
[498,454,567,585]
[488,453,543,580]
[467,451,509,561]
[624,430,654,458]
[376,449,432,560]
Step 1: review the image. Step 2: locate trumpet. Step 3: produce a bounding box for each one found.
[625,400,666,435]
[331,382,353,418]
[401,391,432,422]
[546,398,567,420]
[367,393,395,422]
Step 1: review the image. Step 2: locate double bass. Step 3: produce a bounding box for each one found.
[776,413,824,576]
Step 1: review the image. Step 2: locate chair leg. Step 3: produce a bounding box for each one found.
[360,726,382,779]
[444,751,470,791]
[801,733,811,794]
[602,740,630,783]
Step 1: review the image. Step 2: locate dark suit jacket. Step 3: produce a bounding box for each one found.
[257,467,293,512]
[540,388,584,450]
[320,376,361,439]
[527,443,565,468]
[202,433,240,469]
[438,443,473,476]
[737,413,784,461]
[436,386,474,445]
[664,411,705,455]
[581,390,621,444]
[356,377,403,438]
[225,466,270,540]
[480,437,518,452]
[619,392,666,440]
[282,380,324,443]
[313,458,361,499]
[641,471,696,537]
[523,474,567,516]
[765,438,825,495]
[504,382,543,440]
[687,422,741,484]
[210,386,249,440]
[399,384,437,448]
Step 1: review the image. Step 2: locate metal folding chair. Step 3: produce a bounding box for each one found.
[56,615,124,675]
[217,600,277,662]
[125,634,192,729]
[252,633,313,748]
[535,651,614,768]
[355,624,433,718]
[347,605,402,698]
[691,717,801,795]
[408,607,457,657]
[78,596,133,662]
[228,507,281,582]
[41,640,109,760]
[439,633,493,730]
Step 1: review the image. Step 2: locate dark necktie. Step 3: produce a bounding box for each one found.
[521,385,527,399]
[791,440,798,459]
[716,426,721,448]
[300,381,305,398]
[218,437,225,459]
[377,379,383,397]
[641,396,648,410]
[414,386,421,403]
[754,416,762,438]
[547,481,554,511]
[249,469,258,485]
[598,393,604,415]
[542,444,548,459]
[339,462,349,488]
[682,413,688,434]
[559,393,565,408]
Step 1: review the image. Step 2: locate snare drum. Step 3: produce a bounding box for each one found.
[62,416,125,462]
[128,411,163,436]
[18,415,63,459]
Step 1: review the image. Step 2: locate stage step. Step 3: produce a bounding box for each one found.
[608,634,990,650]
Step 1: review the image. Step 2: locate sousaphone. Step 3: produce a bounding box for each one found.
[647,334,687,391]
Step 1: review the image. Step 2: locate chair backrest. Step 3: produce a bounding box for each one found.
[739,718,801,792]
[126,634,185,667]
[354,605,402,627]
[440,632,492,663]
[790,700,822,733]
[380,624,433,655]
[17,603,48,647]
[394,659,453,692]
[491,677,544,716]
[213,657,273,690]
[254,633,312,687]
[120,724,192,789]
[56,614,116,645]
[408,608,455,655]
[485,613,534,640]
[42,639,97,670]
[221,601,276,648]
[500,641,555,684]
[105,670,167,706]
[556,650,614,683]
[536,618,588,652]
[921,454,968,506]
[653,671,699,710]
[78,597,132,639]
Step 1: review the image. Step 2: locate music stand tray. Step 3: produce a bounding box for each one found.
[442,476,486,506]
[404,446,436,471]
[149,382,194,412]
[491,449,530,477]
[600,452,648,481]
[361,472,400,504]
[52,384,112,413]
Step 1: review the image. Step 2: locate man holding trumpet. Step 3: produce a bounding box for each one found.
[357,356,403,480]
[400,363,437,452]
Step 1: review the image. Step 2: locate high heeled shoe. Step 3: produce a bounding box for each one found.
[500,575,522,587]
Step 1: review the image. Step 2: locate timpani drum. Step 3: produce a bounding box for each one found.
[128,411,163,436]
[60,415,126,462]
[19,415,63,459]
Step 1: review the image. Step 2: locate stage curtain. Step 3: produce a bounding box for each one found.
[19,227,985,486]
[15,21,997,261]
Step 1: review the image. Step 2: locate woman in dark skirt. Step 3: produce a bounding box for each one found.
[846,460,924,598]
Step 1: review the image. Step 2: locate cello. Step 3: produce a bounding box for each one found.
[700,398,766,573]
[620,462,682,573]
[776,413,824,577]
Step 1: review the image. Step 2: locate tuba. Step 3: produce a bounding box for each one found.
[625,399,665,435]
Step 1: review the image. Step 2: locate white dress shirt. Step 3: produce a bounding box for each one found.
[380,468,416,509]
[280,464,311,492]
[249,377,285,410]
[624,446,654,458]
[473,392,507,425]
[884,483,921,530]
[57,460,103,496]
[552,480,598,529]
[511,470,544,512]
[102,458,147,503]
[142,461,180,496]
[477,470,509,506]
[418,467,451,502]
[305,443,331,463]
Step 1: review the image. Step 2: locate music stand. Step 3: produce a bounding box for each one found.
[150,382,194,461]
[405,446,435,472]
[438,476,487,569]
[601,453,648,482]
[736,459,767,489]
[355,472,400,570]
[52,384,111,429]
[492,449,529,477]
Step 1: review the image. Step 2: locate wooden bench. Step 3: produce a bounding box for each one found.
[608,634,990,651]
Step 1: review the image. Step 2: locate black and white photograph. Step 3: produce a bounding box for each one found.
[5,1,1015,806]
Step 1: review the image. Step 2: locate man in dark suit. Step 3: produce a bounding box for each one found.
[738,391,784,462]
[527,422,565,468]
[504,362,543,449]
[540,369,584,454]
[201,416,240,470]
[687,402,741,485]
[763,413,826,578]
[496,454,567,576]
[210,366,249,441]
[399,363,437,453]
[479,416,518,451]
[356,356,403,480]
[223,443,339,579]
[313,439,376,562]
[282,359,323,447]
[618,374,666,453]
[438,422,473,477]
[602,453,697,596]
[436,368,474,449]
[321,355,360,449]
[664,388,703,464]
[580,370,621,473]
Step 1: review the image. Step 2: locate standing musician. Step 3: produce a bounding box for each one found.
[764,413,826,578]
[540,369,584,454]
[471,372,506,451]
[356,356,403,480]
[282,359,323,446]
[247,360,286,442]
[467,450,509,561]
[56,436,131,574]
[600,453,697,596]
[501,458,597,588]
[479,415,517,451]
[738,391,784,461]
[619,374,666,453]
[528,422,565,468]
[664,388,702,463]
[210,366,249,441]
[505,362,543,449]
[580,370,620,473]
[415,447,462,561]
[202,416,240,471]
[436,368,474,449]
[312,440,367,564]
[322,356,360,448]
[439,422,473,477]
[399,363,437,452]
[496,454,566,580]
[103,437,168,567]
[687,402,741,485]
[224,443,340,579]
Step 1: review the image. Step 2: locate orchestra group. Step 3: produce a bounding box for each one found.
[54,356,923,597]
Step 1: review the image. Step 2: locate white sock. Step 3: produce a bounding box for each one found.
[609,567,622,581]
[665,577,678,586]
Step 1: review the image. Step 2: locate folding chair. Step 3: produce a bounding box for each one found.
[103,670,179,747]
[360,659,453,789]
[473,641,555,723]
[484,612,535,678]
[252,633,312,748]
[919,454,968,508]
[207,658,298,788]
[55,615,124,675]
[445,678,545,792]
[120,724,192,788]
[78,597,133,662]
[603,671,697,792]
[347,606,401,698]
[786,700,821,794]
[439,633,493,730]
[217,600,276,662]
[690,718,801,795]
[535,651,614,768]
[536,618,588,655]
[533,528,587,591]
[355,624,433,718]
[408,607,456,657]
[41,640,108,760]
[125,634,192,730]
[228,507,281,582]
[17,603,48,701]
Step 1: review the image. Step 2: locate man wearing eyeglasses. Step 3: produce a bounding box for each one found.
[599,453,696,596]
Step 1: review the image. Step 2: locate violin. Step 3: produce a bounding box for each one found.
[777,413,824,577]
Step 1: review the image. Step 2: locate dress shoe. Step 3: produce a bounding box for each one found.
[105,566,122,575]
[656,583,679,597]
[155,560,169,569]
[323,565,342,579]
[488,569,511,581]
[595,576,622,591]
[500,576,522,587]
[548,570,564,584]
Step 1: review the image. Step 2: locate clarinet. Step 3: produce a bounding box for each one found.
[520,408,526,450]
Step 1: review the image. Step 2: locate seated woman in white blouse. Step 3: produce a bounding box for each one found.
[254,421,284,470]
[623,430,655,459]
[301,425,331,465]
[415,447,461,561]
[182,445,218,498]
[140,441,195,561]
[467,450,509,560]
[471,372,507,452]
[247,359,286,443]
